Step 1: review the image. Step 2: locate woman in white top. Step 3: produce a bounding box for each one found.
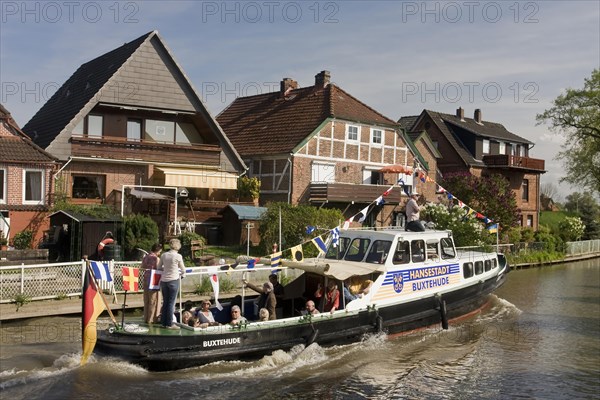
[157,238,186,329]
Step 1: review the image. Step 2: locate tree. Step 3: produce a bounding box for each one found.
[121,214,159,257]
[536,69,600,196]
[441,172,520,229]
[258,203,344,256]
[564,192,600,239]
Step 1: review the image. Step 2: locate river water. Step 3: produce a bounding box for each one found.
[1,259,598,400]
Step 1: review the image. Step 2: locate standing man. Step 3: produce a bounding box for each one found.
[141,243,162,324]
[405,193,425,232]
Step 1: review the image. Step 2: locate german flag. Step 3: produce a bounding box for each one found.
[81,264,106,365]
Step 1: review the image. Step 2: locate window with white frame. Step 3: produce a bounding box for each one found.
[23,169,44,204]
[87,115,103,138]
[371,129,383,145]
[499,142,505,154]
[519,145,525,157]
[509,143,516,156]
[127,119,142,142]
[482,139,490,154]
[346,125,359,142]
[0,168,5,203]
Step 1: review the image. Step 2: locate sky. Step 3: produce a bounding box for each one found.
[1,0,598,201]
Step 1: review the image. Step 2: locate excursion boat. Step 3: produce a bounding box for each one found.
[94,228,509,371]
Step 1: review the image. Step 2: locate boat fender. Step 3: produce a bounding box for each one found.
[306,328,319,345]
[440,299,449,330]
[376,316,383,333]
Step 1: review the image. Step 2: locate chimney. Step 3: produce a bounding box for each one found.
[280,78,298,96]
[315,70,331,88]
[474,109,482,124]
[456,107,465,121]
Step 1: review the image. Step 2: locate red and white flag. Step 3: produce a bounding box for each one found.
[210,274,223,311]
[148,269,162,290]
[122,267,139,292]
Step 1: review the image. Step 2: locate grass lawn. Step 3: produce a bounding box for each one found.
[540,210,577,232]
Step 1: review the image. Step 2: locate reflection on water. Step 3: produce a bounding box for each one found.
[1,259,598,400]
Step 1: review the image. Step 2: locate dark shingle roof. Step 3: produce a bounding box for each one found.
[437,112,533,145]
[0,104,57,163]
[398,115,419,131]
[217,84,398,156]
[22,32,153,148]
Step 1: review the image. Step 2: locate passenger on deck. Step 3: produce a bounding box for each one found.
[197,299,220,326]
[314,280,340,313]
[181,310,192,325]
[258,308,269,321]
[269,274,284,302]
[304,300,320,315]
[140,243,162,324]
[342,281,358,304]
[348,276,373,297]
[243,279,277,320]
[229,305,247,326]
[405,193,425,232]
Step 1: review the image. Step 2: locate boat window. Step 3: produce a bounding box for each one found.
[392,241,411,265]
[492,258,497,269]
[365,240,392,264]
[475,261,483,275]
[411,240,425,263]
[426,240,439,261]
[345,238,371,262]
[484,260,491,271]
[440,238,456,259]
[325,237,350,259]
[463,262,473,278]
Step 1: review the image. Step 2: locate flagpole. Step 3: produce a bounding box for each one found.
[496,224,500,253]
[121,291,128,328]
[86,261,119,327]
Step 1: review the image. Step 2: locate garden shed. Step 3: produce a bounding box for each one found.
[46,211,122,261]
[218,205,266,246]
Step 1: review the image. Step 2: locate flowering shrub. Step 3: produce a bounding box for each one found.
[558,217,585,241]
[421,203,486,247]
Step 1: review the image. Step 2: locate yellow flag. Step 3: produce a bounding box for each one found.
[290,244,304,262]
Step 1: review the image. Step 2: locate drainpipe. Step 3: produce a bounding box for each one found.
[287,154,293,204]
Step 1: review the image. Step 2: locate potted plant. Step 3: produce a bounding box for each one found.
[0,235,7,251]
[238,176,261,205]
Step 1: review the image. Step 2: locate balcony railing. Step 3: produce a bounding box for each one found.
[483,155,545,172]
[309,183,404,204]
[71,136,221,165]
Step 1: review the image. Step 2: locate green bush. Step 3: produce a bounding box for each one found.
[558,216,586,241]
[238,176,261,200]
[421,203,485,247]
[13,230,33,249]
[177,231,206,261]
[520,227,535,243]
[122,214,159,256]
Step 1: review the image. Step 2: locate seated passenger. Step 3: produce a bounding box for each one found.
[303,300,320,315]
[314,280,340,313]
[187,316,201,328]
[229,305,247,326]
[197,299,220,326]
[258,308,269,321]
[181,310,193,325]
[348,276,373,297]
[343,281,358,304]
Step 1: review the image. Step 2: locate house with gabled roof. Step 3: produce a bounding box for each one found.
[0,104,58,246]
[22,31,246,239]
[399,108,545,229]
[217,71,433,227]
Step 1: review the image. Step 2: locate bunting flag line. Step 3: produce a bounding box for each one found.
[90,261,112,282]
[342,219,351,230]
[210,274,223,311]
[375,195,385,206]
[246,259,258,269]
[331,227,340,247]
[122,267,139,292]
[270,252,282,268]
[357,204,371,223]
[487,223,499,234]
[81,265,106,365]
[290,244,304,262]
[148,269,162,290]
[311,236,328,254]
[305,226,316,234]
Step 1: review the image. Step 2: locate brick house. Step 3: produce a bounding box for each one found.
[217,71,433,227]
[22,31,246,238]
[0,104,58,246]
[399,108,545,229]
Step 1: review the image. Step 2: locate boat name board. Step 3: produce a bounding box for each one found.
[375,264,461,300]
[203,337,241,348]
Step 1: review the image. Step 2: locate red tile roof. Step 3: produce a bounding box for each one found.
[217,84,398,156]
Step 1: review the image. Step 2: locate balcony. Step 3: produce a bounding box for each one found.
[71,136,221,165]
[309,183,404,204]
[483,155,545,172]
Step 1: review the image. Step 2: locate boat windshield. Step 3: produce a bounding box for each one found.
[365,240,392,264]
[325,237,350,259]
[344,238,371,262]
[440,237,456,259]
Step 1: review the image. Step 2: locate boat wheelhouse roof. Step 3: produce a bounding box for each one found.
[283,228,455,280]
